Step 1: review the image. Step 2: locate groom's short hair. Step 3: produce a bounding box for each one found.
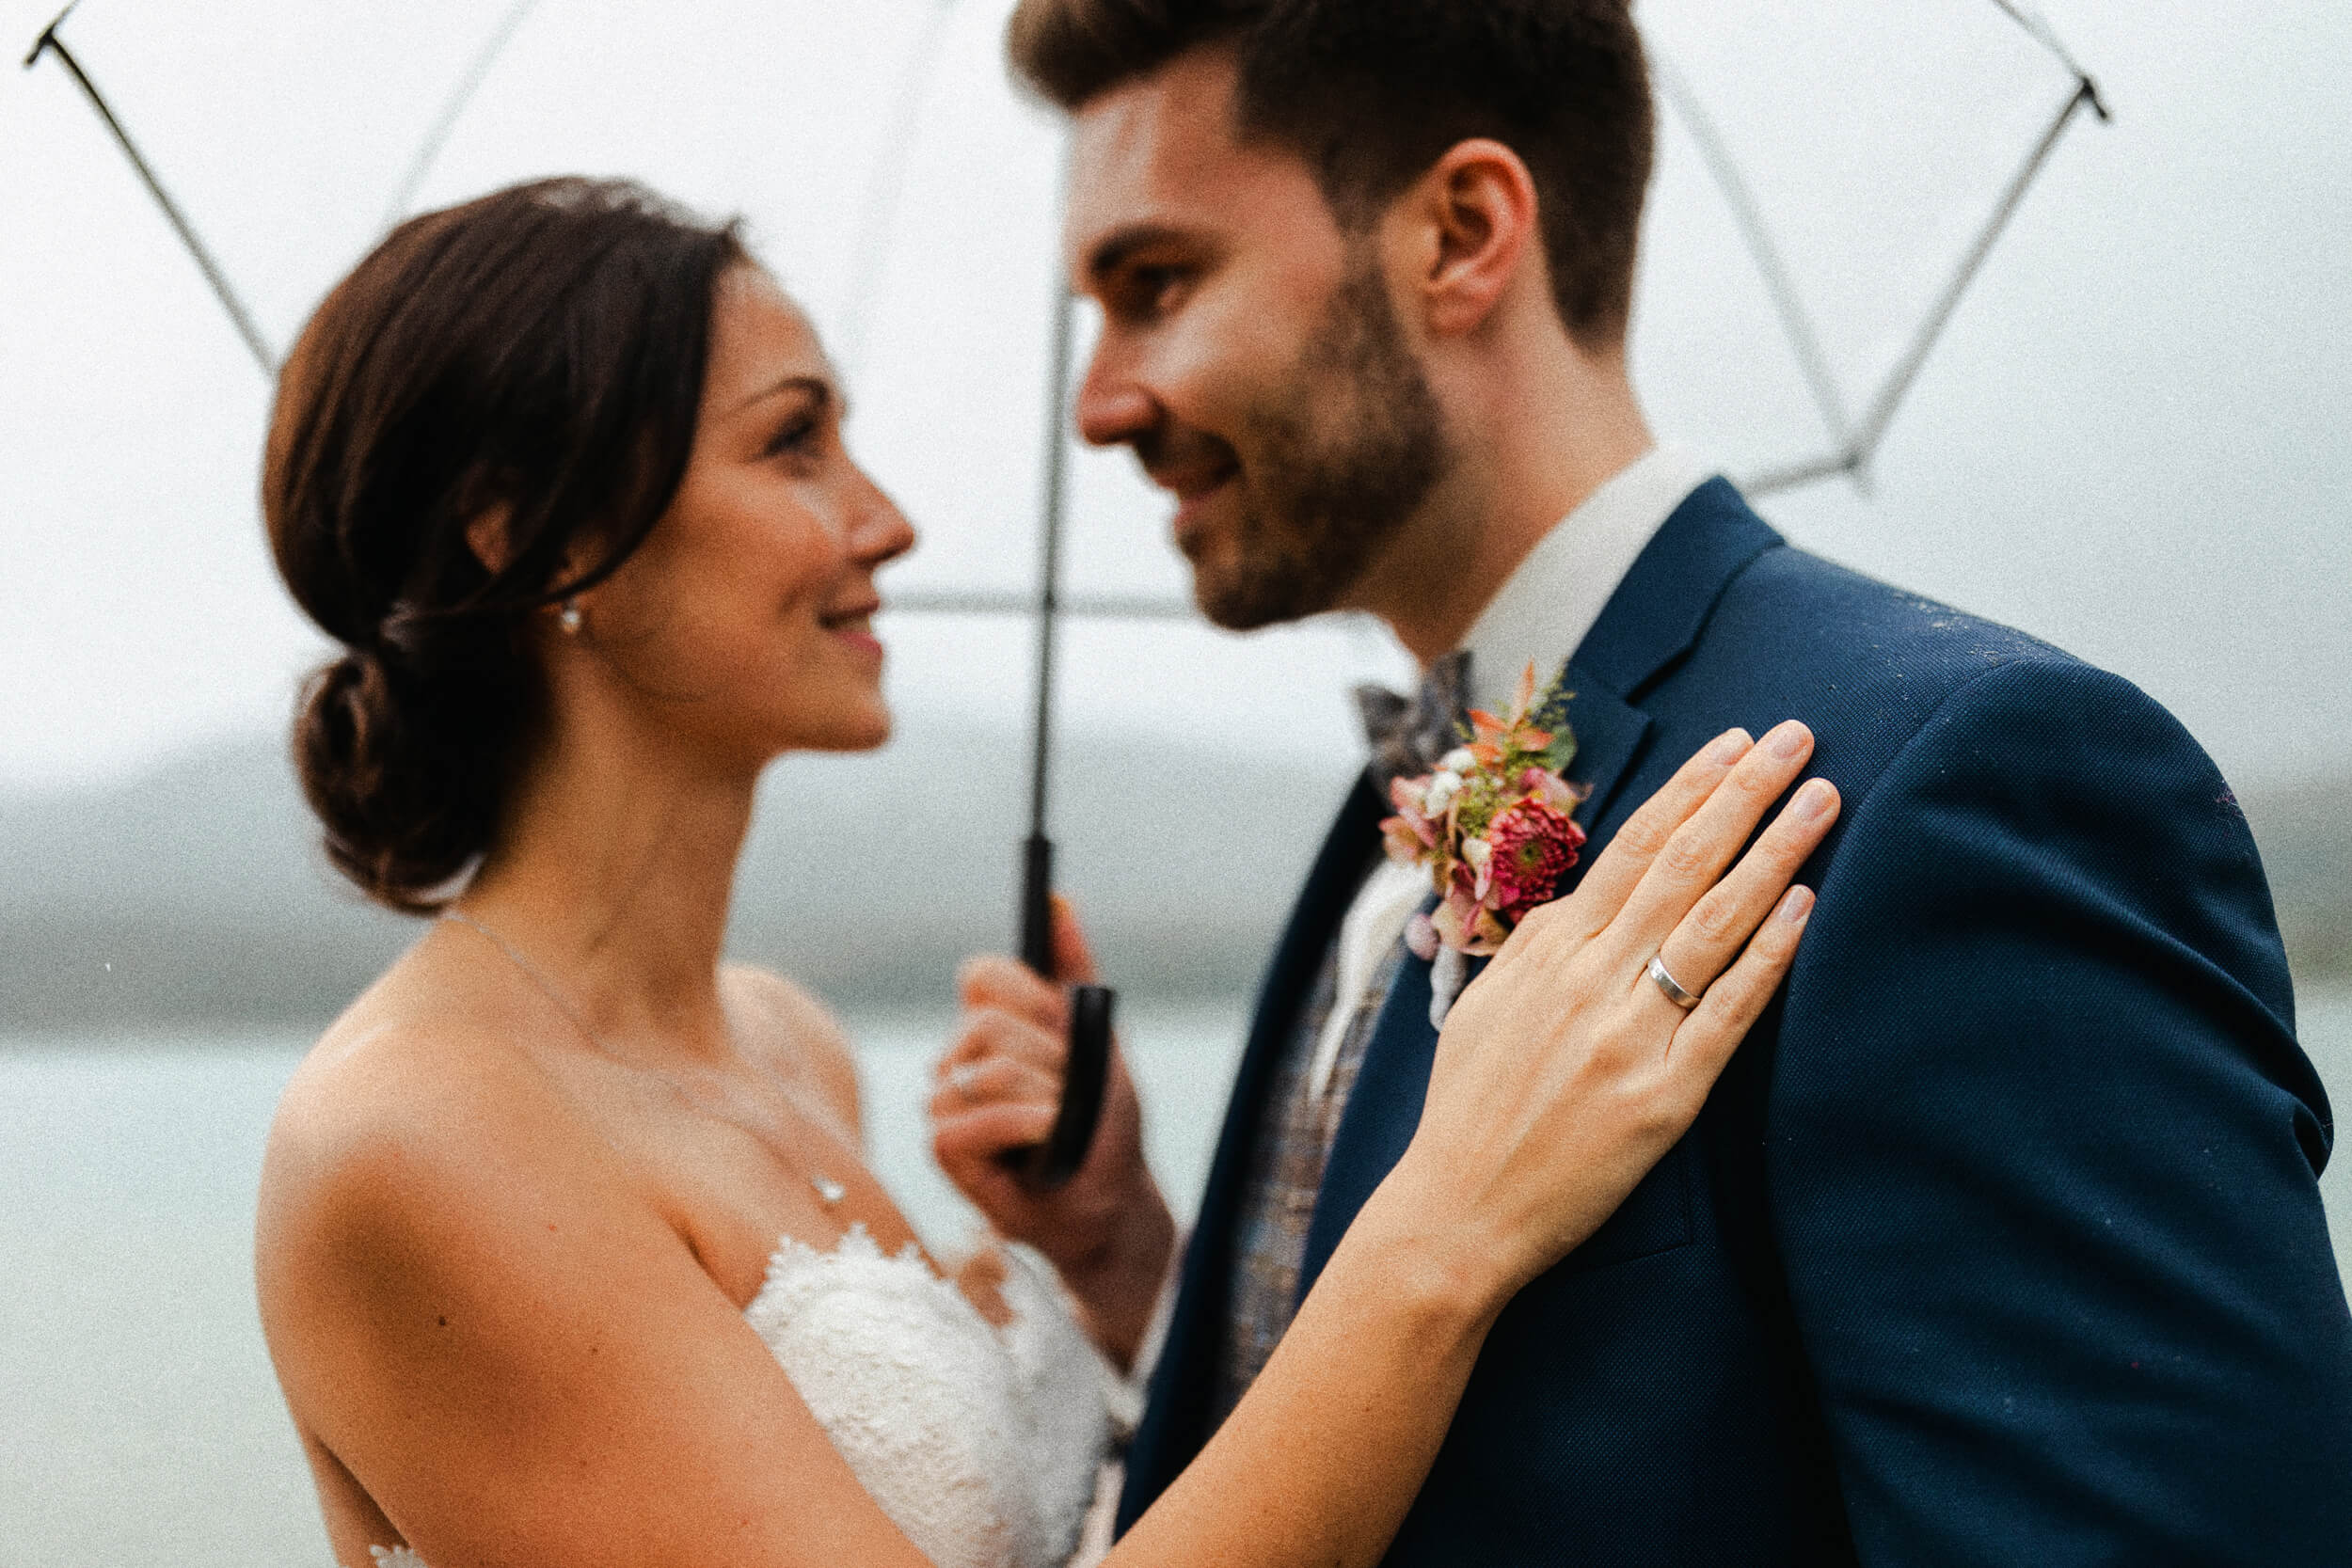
[1009,0,1654,350]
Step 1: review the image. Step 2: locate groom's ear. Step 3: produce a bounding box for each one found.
[1399,138,1543,342]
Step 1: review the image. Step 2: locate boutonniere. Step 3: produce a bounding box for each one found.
[1381,662,1590,1024]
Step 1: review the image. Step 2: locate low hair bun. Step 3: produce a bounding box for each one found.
[294,639,513,913]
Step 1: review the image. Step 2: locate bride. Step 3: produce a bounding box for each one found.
[254,176,1837,1568]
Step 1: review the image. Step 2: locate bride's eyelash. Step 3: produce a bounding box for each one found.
[765,414,820,459]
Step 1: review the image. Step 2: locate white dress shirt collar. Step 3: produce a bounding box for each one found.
[1458,442,1718,717]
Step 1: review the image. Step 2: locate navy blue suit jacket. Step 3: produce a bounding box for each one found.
[1119,481,2352,1564]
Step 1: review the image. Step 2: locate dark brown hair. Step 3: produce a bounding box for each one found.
[1008,0,1654,346]
[264,177,748,912]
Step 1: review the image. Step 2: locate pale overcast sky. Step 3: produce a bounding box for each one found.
[0,0,2345,796]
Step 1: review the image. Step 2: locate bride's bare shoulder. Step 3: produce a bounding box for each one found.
[255,972,610,1300]
[720,964,862,1139]
[249,979,716,1552]
[272,950,557,1138]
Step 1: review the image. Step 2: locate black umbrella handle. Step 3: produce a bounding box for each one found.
[1036,984,1114,1187]
[1007,834,1113,1191]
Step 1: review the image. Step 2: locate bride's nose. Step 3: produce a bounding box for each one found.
[843,461,916,570]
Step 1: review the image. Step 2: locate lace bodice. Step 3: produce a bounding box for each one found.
[746,1226,1112,1567]
[369,1226,1113,1568]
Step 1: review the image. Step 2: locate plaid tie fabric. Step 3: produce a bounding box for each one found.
[1207,653,1469,1430]
[1209,933,1407,1431]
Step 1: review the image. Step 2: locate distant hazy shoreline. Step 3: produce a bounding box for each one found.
[4,731,2344,1035]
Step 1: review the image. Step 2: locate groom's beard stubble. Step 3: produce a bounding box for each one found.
[1158,259,1452,632]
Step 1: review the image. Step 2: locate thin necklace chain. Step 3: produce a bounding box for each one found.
[439,908,847,1207]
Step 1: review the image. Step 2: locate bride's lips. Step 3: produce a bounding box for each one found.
[819,599,884,661]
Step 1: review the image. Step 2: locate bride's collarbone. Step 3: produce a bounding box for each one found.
[656,1146,911,1307]
[398,972,1012,1330]
[660,1144,1018,1330]
[591,1076,1013,1326]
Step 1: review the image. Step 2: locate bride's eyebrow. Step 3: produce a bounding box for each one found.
[731,372,837,418]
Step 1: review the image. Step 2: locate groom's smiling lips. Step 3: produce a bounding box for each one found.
[1166,463,1239,549]
[1138,436,1243,550]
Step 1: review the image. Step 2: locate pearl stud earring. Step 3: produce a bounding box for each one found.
[559,597,584,635]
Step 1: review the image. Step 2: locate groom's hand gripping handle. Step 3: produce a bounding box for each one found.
[934,895,1175,1370]
[1009,835,1116,1191]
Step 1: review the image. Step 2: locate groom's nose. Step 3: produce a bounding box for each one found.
[1073,347,1160,452]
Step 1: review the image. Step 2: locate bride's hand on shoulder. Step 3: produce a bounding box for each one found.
[1382,721,1839,1301]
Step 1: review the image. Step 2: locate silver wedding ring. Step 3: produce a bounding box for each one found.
[1645,953,1703,1011]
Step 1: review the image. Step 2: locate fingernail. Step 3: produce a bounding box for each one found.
[1777,885,1815,926]
[1770,721,1812,759]
[1793,777,1836,821]
[1708,728,1753,763]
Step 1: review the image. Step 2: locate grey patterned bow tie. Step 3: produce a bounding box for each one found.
[1357,650,1471,800]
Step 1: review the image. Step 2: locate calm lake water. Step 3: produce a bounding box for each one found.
[5,991,2350,1568]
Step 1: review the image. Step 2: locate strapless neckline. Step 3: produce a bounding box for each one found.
[367,1224,1112,1568]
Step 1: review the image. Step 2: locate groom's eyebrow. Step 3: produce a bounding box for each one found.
[1083,224,1196,286]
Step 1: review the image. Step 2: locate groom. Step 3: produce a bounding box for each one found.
[935,1,2352,1560]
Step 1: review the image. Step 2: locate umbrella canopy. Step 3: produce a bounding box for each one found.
[21,0,2104,577]
[24,0,1087,610]
[25,0,2104,491]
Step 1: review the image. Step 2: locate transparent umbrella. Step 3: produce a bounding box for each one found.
[1634,0,2106,495]
[20,0,2106,503]
[15,0,2105,1175]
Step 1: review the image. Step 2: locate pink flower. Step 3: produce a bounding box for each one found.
[1382,811,1433,866]
[1485,794,1586,921]
[1460,835,1494,901]
[1380,776,1441,866]
[1433,883,1511,957]
[1519,766,1589,816]
[1432,886,1472,946]
[1405,911,1440,961]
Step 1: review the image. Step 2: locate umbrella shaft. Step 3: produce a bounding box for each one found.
[1019,834,1057,976]
[1026,280,1079,843]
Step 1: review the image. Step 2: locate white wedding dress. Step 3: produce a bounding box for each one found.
[368,1225,1117,1568]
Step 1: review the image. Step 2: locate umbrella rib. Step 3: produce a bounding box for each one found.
[1846,78,2103,468]
[1743,451,1863,500]
[24,8,277,376]
[382,0,548,233]
[1985,0,2108,111]
[835,0,962,378]
[1652,54,1852,451]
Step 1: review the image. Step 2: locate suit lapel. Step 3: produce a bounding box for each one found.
[1549,478,1788,885]
[1293,479,1786,1301]
[1121,775,1386,1523]
[1296,940,1461,1292]
[1553,676,1651,872]
[1579,478,1783,700]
